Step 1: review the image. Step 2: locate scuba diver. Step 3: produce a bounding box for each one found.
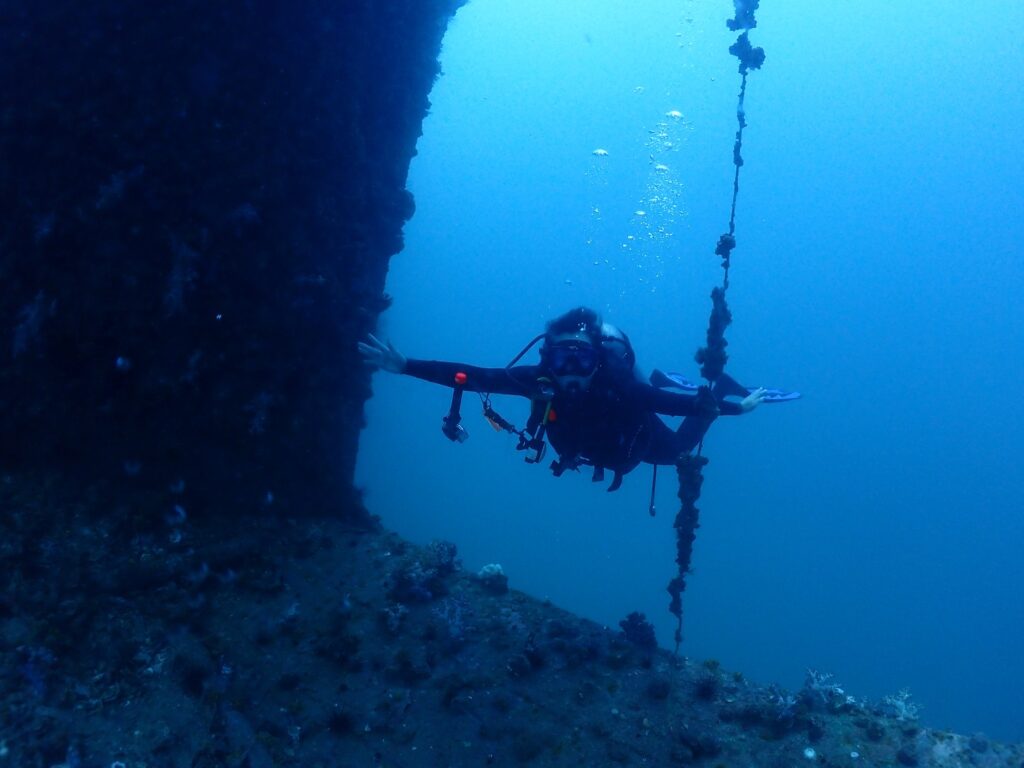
[359,306,795,494]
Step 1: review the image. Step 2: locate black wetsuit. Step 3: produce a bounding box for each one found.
[404,359,742,485]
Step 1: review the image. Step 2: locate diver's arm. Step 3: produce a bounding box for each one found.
[403,359,537,396]
[359,334,535,395]
[637,383,745,416]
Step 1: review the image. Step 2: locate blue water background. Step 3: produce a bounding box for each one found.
[357,0,1024,740]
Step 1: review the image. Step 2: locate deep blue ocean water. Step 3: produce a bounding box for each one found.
[358,0,1024,741]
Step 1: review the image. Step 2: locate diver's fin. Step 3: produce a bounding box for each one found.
[651,369,801,403]
[650,369,699,391]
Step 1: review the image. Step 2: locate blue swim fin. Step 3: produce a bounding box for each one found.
[651,369,801,403]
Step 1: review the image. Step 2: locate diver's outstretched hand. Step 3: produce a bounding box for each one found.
[357,334,407,374]
[739,387,767,413]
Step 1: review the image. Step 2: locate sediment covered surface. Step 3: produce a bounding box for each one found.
[2,474,1021,767]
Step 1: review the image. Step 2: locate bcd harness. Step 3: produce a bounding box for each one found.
[440,331,652,504]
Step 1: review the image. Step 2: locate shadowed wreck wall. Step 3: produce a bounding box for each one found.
[0,0,463,519]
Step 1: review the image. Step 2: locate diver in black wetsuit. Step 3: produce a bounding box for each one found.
[359,307,768,491]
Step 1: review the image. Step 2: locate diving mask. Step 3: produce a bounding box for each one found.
[546,342,599,376]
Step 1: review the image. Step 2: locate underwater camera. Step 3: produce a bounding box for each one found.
[442,371,469,443]
[441,415,469,443]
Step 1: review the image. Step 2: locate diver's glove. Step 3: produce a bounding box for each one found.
[357,334,407,374]
[739,387,767,413]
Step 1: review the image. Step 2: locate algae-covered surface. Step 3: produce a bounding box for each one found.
[2,474,1020,767]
